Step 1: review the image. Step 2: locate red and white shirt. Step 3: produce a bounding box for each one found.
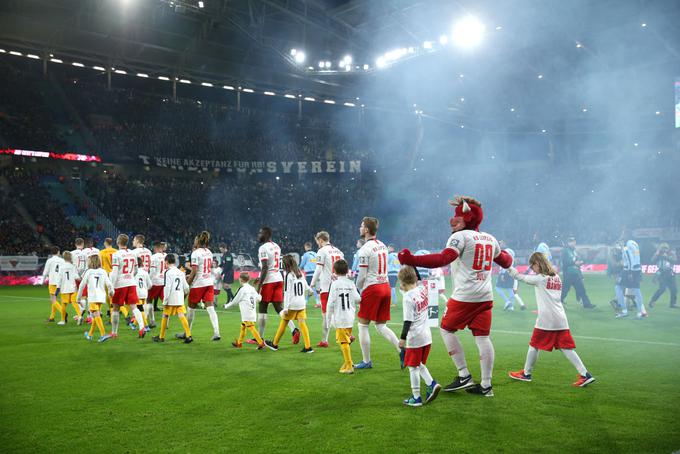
[509,267,569,330]
[402,285,432,348]
[311,244,344,293]
[71,248,87,279]
[84,247,100,261]
[135,268,152,300]
[133,247,152,273]
[356,238,389,291]
[190,248,214,288]
[110,248,138,289]
[445,230,501,303]
[149,252,167,286]
[258,241,283,285]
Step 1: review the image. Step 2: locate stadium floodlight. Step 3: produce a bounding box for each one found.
[294,51,306,64]
[72,62,85,67]
[50,58,63,63]
[198,1,204,8]
[451,16,486,48]
[344,102,355,107]
[460,97,465,102]
[0,49,5,53]
[223,85,234,90]
[318,61,324,68]
[423,41,433,49]
[179,79,191,84]
[541,129,547,133]
[582,108,588,112]
[576,42,583,48]
[439,35,448,45]
[264,91,275,96]
[158,76,170,81]
[343,55,352,64]
[284,94,296,99]
[114,69,127,74]
[324,61,331,68]
[375,57,386,68]
[201,82,213,87]
[510,107,515,112]
[92,65,105,71]
[344,65,351,71]
[655,111,661,115]
[27,54,40,59]
[641,22,647,28]
[496,25,503,30]
[304,97,315,101]
[242,88,254,93]
[363,64,369,70]
[136,73,149,78]
[290,48,297,56]
[9,50,22,56]
[633,142,639,147]
[323,99,335,104]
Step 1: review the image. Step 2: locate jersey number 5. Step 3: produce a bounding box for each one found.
[472,244,493,271]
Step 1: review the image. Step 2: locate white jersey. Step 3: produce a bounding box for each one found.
[357,238,389,291]
[283,271,312,311]
[42,255,64,285]
[71,248,87,279]
[190,248,214,288]
[110,248,138,289]
[57,262,78,294]
[77,268,112,303]
[327,276,361,329]
[84,247,100,261]
[258,241,283,284]
[402,286,432,348]
[311,244,344,293]
[429,267,446,290]
[133,247,152,273]
[149,252,167,286]
[163,266,189,306]
[212,267,223,290]
[445,230,502,303]
[509,268,568,330]
[135,269,152,299]
[225,283,261,322]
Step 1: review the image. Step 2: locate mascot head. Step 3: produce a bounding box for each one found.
[449,196,483,231]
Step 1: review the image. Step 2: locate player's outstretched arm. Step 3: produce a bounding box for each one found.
[398,248,458,269]
[494,250,513,269]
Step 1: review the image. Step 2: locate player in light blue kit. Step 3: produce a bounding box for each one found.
[496,246,526,311]
[616,234,647,319]
[387,244,401,306]
[351,238,365,280]
[300,242,320,308]
[414,240,431,279]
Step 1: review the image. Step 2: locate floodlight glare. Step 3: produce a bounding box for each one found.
[375,57,386,68]
[343,55,352,64]
[318,61,324,68]
[423,41,433,49]
[439,35,448,45]
[451,16,486,48]
[294,51,306,64]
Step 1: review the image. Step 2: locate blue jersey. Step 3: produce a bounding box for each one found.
[414,249,431,278]
[351,251,360,274]
[623,240,641,271]
[300,251,317,273]
[387,252,400,275]
[535,242,552,262]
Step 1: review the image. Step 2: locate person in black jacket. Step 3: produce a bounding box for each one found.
[560,237,596,309]
[219,244,235,303]
[649,243,677,308]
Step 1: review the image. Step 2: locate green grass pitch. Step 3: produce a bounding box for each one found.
[0,275,679,453]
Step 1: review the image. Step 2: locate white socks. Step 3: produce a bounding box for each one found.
[474,336,495,388]
[562,349,587,375]
[206,305,220,336]
[132,307,145,330]
[409,364,435,399]
[111,311,120,334]
[144,303,155,323]
[258,313,267,338]
[358,323,371,363]
[515,294,526,308]
[409,367,421,398]
[321,313,329,343]
[440,329,469,377]
[187,307,196,329]
[524,346,539,375]
[375,323,400,352]
[288,320,296,333]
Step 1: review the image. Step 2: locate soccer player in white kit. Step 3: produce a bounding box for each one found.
[180,231,221,341]
[148,241,167,318]
[310,231,344,348]
[78,254,114,341]
[134,257,152,331]
[153,254,193,343]
[254,227,298,343]
[100,234,147,341]
[507,253,595,387]
[354,217,402,370]
[42,246,64,323]
[399,196,514,397]
[133,235,152,272]
[71,237,88,316]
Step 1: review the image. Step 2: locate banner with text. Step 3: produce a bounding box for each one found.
[138,155,362,174]
[0,256,40,272]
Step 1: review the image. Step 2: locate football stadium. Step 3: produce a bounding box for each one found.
[1,1,679,452]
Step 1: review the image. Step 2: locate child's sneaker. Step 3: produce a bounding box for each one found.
[403,395,423,407]
[265,340,279,351]
[98,334,112,343]
[175,333,187,339]
[57,320,66,326]
[257,343,265,350]
[291,328,301,344]
[300,347,314,353]
[183,336,193,344]
[354,360,373,369]
[84,331,92,341]
[572,372,595,387]
[509,370,532,382]
[245,338,258,345]
[317,341,329,348]
[231,341,242,348]
[339,364,354,374]
[152,336,164,343]
[425,380,441,404]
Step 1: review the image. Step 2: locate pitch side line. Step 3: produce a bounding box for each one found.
[6,295,679,347]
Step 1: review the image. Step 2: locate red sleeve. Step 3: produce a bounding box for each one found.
[493,250,513,269]
[400,248,459,269]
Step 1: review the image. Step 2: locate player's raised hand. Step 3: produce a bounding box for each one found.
[398,248,414,265]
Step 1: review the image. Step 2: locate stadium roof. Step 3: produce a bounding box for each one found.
[1,0,679,132]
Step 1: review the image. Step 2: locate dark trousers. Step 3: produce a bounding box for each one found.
[650,273,677,306]
[561,272,593,307]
